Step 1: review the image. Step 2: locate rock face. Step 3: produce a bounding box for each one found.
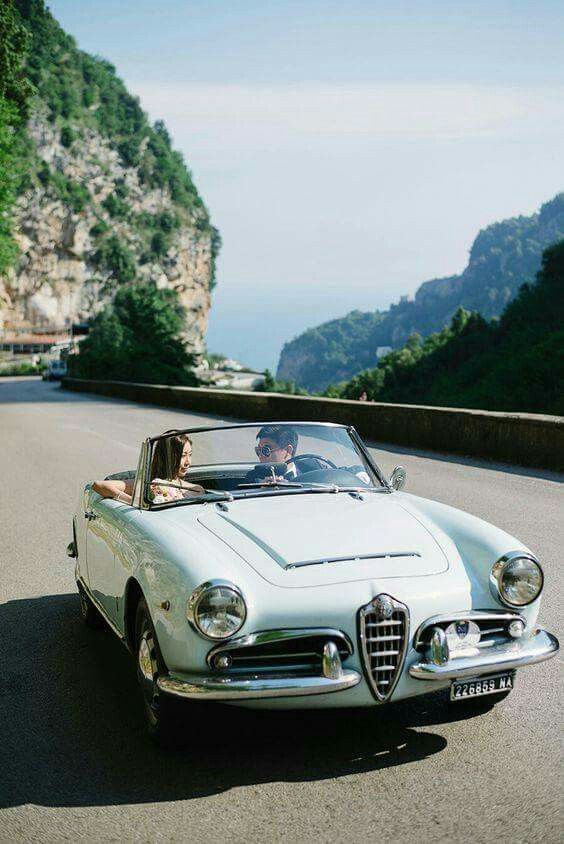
[0,108,214,355]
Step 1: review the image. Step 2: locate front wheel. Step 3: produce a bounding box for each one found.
[135,597,179,744]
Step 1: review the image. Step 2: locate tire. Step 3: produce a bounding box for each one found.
[78,584,103,629]
[135,597,179,745]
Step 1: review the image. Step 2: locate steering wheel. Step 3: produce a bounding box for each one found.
[291,453,338,471]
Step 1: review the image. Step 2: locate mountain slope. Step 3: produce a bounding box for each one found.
[338,240,564,415]
[276,194,564,390]
[0,0,219,354]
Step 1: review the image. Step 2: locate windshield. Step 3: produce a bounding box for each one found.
[143,423,384,508]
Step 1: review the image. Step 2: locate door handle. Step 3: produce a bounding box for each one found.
[84,510,98,521]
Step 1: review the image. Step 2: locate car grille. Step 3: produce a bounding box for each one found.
[358,595,409,701]
[208,631,352,676]
[413,611,525,652]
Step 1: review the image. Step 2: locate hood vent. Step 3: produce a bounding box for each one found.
[286,551,421,571]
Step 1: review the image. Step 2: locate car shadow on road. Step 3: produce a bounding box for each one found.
[0,593,479,810]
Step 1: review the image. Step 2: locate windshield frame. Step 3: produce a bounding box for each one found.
[138,421,389,510]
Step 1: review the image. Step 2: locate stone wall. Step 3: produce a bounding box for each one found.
[62,378,564,471]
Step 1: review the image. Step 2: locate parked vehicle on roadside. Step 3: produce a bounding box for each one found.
[43,357,67,381]
[69,422,559,742]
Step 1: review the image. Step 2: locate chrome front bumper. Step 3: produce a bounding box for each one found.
[409,627,559,680]
[158,669,362,700]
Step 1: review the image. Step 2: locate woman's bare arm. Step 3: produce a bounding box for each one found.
[92,479,134,504]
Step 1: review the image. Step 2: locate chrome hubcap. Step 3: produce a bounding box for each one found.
[138,633,154,682]
[138,630,160,721]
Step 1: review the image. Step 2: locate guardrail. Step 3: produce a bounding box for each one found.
[61,378,564,471]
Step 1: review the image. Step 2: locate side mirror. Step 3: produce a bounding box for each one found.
[389,466,407,491]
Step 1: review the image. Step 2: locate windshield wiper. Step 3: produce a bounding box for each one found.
[202,489,234,501]
[148,486,234,507]
[292,482,387,495]
[237,481,304,489]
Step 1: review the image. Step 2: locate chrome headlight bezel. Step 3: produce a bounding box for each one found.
[490,551,544,607]
[187,579,247,640]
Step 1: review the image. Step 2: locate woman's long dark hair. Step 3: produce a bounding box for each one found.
[150,430,191,481]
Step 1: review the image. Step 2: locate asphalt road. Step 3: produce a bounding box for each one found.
[1,377,562,843]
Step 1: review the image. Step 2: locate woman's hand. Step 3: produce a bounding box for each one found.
[92,479,133,504]
[182,481,205,497]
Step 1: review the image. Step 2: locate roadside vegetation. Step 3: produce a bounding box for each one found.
[254,369,309,395]
[68,283,199,386]
[0,361,44,376]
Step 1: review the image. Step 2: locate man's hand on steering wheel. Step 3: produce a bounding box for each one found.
[291,453,338,471]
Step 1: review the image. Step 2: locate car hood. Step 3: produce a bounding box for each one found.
[193,492,449,587]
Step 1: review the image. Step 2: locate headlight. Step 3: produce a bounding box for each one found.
[490,552,544,607]
[187,580,246,640]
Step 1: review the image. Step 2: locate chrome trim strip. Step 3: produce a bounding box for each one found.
[413,610,525,650]
[206,627,353,669]
[148,421,350,442]
[285,551,421,570]
[76,576,127,645]
[346,425,389,489]
[132,438,151,509]
[358,594,409,702]
[409,627,559,680]
[157,668,362,700]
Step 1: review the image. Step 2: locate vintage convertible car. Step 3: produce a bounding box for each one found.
[69,422,559,740]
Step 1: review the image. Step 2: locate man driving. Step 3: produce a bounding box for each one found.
[252,425,299,481]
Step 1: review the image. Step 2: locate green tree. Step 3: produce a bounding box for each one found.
[254,368,310,395]
[60,124,75,148]
[69,282,199,386]
[94,234,136,287]
[0,0,33,110]
[0,0,33,273]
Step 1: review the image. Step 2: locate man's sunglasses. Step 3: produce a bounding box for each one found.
[255,443,278,458]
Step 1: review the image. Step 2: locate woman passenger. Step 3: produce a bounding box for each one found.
[92,430,203,505]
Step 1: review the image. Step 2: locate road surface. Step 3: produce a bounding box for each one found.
[1,377,562,843]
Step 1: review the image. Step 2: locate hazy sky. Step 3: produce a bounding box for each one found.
[49,0,564,370]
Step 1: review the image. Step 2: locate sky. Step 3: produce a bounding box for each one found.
[49,0,564,371]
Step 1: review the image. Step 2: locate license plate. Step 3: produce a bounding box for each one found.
[450,671,515,701]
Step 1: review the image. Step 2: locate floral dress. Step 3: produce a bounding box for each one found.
[149,478,204,505]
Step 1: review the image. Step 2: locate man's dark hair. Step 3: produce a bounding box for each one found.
[257,425,298,455]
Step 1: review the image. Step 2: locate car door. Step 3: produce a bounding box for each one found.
[86,495,128,625]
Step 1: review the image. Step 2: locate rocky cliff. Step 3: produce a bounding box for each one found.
[277,193,564,390]
[1,0,218,356]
